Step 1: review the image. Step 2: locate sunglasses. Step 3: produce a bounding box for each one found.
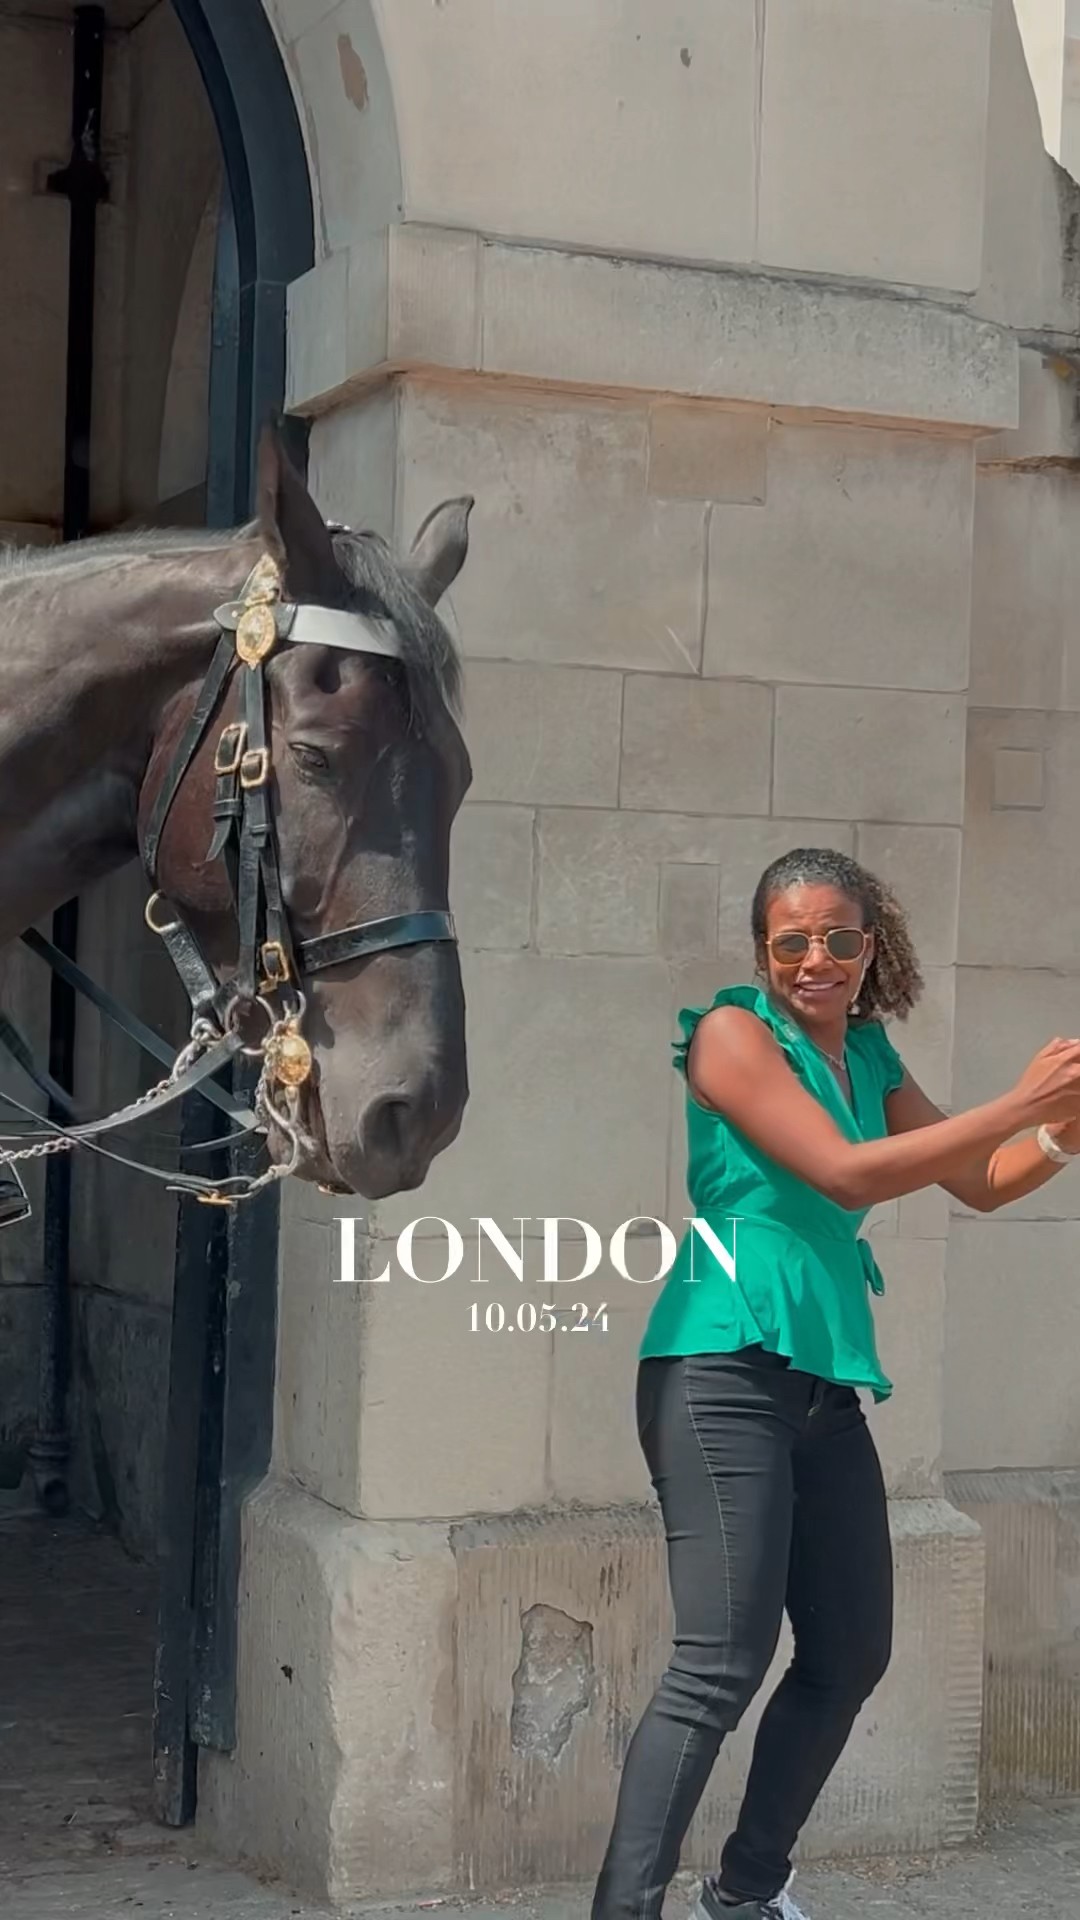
[767,927,870,965]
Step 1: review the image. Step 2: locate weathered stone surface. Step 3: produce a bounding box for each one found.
[286,250,348,413]
[307,386,397,538]
[855,824,962,969]
[463,661,623,808]
[198,1484,458,1902]
[659,863,721,960]
[481,245,1017,432]
[960,710,1080,969]
[706,425,973,691]
[387,223,479,368]
[619,674,773,816]
[449,1501,984,1887]
[869,1238,946,1499]
[758,0,992,291]
[376,0,758,263]
[993,746,1045,810]
[549,1285,656,1505]
[289,2,402,258]
[352,1248,552,1518]
[399,385,706,673]
[535,812,844,958]
[888,966,955,1110]
[450,804,534,951]
[970,470,1080,712]
[952,965,1080,1224]
[774,688,966,825]
[369,951,672,1239]
[647,404,767,503]
[946,1467,1080,1801]
[945,1219,1080,1470]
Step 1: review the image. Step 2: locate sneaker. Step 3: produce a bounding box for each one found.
[692,1870,810,1920]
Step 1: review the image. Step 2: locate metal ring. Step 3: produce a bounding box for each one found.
[144,892,180,937]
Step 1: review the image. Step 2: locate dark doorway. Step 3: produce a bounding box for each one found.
[0,0,313,1870]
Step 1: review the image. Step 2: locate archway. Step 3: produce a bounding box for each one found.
[0,0,315,1866]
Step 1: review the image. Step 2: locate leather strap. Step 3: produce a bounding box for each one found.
[297,909,456,976]
[143,633,237,884]
[19,926,255,1128]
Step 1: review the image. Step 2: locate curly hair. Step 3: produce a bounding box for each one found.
[750,846,924,1023]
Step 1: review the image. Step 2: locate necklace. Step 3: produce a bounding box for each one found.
[815,1039,848,1074]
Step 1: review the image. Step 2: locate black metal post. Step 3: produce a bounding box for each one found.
[29,6,109,1517]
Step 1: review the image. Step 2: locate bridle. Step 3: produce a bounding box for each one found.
[0,549,457,1207]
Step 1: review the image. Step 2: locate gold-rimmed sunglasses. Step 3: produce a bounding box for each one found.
[766,927,870,966]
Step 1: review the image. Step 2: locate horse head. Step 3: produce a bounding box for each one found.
[142,428,473,1200]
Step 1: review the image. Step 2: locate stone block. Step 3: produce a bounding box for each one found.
[377,0,758,263]
[969,470,1080,712]
[946,1467,1080,1801]
[463,662,622,808]
[480,245,1017,433]
[286,250,349,412]
[387,224,479,369]
[307,387,397,539]
[869,1238,946,1499]
[898,1184,952,1241]
[659,863,721,960]
[647,404,767,504]
[398,384,707,673]
[274,1210,352,1502]
[290,3,402,259]
[197,1483,458,1902]
[369,950,673,1241]
[619,675,773,816]
[535,811,835,958]
[774,688,966,826]
[945,1218,1080,1471]
[351,1246,552,1519]
[449,804,533,951]
[450,1499,984,1887]
[549,1286,656,1507]
[993,747,1045,810]
[888,966,956,1110]
[976,347,1079,465]
[758,0,992,291]
[856,824,962,969]
[952,966,1080,1222]
[706,425,973,692]
[960,710,1080,970]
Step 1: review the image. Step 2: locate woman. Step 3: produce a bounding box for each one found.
[592,845,1080,1920]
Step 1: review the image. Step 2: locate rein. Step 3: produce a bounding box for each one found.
[0,551,456,1208]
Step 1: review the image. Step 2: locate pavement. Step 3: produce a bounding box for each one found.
[3,1797,1080,1920]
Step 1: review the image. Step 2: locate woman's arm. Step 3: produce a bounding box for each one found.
[885,1072,1074,1213]
[686,1008,1080,1212]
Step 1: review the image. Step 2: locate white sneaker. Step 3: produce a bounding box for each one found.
[692,1869,810,1920]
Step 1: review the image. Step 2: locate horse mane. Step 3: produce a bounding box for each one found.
[0,518,462,718]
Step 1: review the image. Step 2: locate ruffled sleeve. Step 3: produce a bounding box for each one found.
[672,984,804,1080]
[851,1017,907,1097]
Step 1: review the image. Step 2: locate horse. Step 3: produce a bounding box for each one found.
[0,426,473,1202]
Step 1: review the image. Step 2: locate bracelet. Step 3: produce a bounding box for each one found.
[1037,1125,1080,1166]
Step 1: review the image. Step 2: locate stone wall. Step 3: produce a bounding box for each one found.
[196,0,1080,1900]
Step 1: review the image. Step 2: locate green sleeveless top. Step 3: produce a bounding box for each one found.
[640,984,907,1402]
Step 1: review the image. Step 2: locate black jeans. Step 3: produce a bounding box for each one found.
[592,1348,893,1916]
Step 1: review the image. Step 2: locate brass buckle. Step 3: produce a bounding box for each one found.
[144,891,180,937]
[214,722,247,776]
[259,941,292,993]
[240,747,271,790]
[196,1191,237,1207]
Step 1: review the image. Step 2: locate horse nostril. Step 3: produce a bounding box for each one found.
[363,1097,414,1164]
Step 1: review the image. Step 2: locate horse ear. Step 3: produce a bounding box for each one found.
[255,422,342,601]
[403,496,473,607]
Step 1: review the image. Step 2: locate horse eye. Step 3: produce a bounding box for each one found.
[289,743,331,776]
